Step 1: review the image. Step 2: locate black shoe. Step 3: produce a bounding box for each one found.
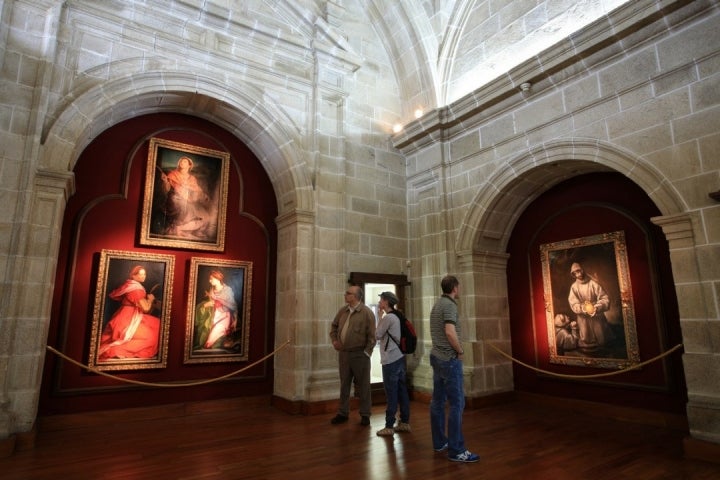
[330,414,348,425]
[360,416,370,426]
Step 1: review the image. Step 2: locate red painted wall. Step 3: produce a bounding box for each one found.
[507,172,687,413]
[41,113,277,415]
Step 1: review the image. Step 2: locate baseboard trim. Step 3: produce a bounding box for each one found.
[683,436,720,465]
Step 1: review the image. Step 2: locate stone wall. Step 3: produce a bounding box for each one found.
[0,0,718,452]
[395,0,720,444]
[0,0,404,436]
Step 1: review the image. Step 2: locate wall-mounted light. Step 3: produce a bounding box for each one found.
[393,124,403,134]
[414,108,424,119]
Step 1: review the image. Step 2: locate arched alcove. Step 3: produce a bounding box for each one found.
[506,172,686,414]
[18,73,317,422]
[41,112,280,414]
[451,141,687,414]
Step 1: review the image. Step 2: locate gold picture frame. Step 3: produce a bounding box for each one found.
[540,231,640,369]
[184,257,252,364]
[88,249,175,371]
[140,137,230,251]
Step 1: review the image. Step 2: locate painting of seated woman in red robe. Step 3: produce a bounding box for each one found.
[89,250,174,371]
[98,265,161,360]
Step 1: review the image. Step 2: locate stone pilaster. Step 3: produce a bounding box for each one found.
[1,169,74,441]
[457,250,513,396]
[652,213,720,444]
[273,209,317,403]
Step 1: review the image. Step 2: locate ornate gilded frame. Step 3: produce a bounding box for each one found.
[540,231,640,369]
[140,137,230,251]
[184,257,253,364]
[88,249,174,371]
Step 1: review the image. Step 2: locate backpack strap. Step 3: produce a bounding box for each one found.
[383,312,401,351]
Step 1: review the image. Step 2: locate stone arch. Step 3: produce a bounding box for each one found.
[451,138,689,399]
[39,70,315,216]
[456,139,686,255]
[16,71,317,426]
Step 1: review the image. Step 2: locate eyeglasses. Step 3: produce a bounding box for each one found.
[345,291,353,295]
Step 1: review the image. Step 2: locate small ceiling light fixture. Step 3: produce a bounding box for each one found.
[520,82,532,92]
[414,108,424,119]
[393,123,403,134]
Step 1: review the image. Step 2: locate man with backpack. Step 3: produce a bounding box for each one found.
[374,291,411,436]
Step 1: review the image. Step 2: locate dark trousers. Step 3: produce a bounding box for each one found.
[337,350,371,417]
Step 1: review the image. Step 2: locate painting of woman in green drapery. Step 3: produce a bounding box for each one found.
[193,270,237,350]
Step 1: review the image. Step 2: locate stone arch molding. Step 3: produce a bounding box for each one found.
[39,70,314,215]
[456,139,686,255]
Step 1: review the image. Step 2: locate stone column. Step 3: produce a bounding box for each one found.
[0,169,74,445]
[273,206,348,411]
[273,209,316,403]
[652,213,720,447]
[457,251,514,397]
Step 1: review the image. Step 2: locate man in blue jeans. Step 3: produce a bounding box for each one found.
[429,275,480,463]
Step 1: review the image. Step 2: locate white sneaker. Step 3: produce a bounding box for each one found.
[449,450,480,463]
[394,422,411,433]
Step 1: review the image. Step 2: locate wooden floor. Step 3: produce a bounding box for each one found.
[2,396,719,480]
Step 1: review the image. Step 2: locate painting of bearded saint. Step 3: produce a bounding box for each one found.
[141,137,229,252]
[161,155,212,239]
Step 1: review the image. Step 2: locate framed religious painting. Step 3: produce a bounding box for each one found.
[539,230,640,369]
[184,257,253,364]
[88,249,175,371]
[140,137,230,251]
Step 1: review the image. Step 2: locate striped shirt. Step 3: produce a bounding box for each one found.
[429,294,460,361]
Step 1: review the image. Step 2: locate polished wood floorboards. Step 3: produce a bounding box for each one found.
[2,396,719,480]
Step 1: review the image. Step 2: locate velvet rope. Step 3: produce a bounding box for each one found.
[485,342,684,379]
[46,340,682,386]
[45,339,291,387]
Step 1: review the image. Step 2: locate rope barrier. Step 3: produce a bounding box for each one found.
[46,339,681,386]
[45,340,291,388]
[486,342,683,379]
